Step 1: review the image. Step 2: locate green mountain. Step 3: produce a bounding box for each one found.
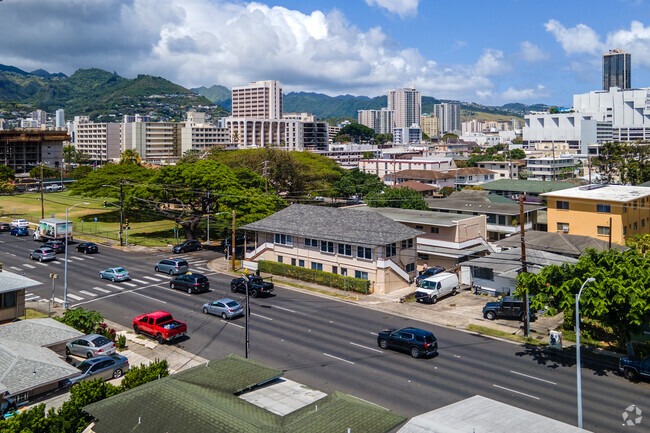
[191,84,231,110]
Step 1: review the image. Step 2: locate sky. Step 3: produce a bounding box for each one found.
[1,0,650,106]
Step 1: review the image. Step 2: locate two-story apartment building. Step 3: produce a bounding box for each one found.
[542,184,650,245]
[359,157,456,179]
[384,169,455,189]
[525,156,577,181]
[241,205,422,294]
[451,167,496,187]
[358,207,492,269]
[476,160,523,179]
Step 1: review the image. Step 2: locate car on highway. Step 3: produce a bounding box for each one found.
[0,223,10,232]
[202,298,244,319]
[41,240,65,253]
[170,272,209,294]
[29,247,56,262]
[414,266,445,287]
[619,356,650,381]
[66,334,116,358]
[9,227,29,236]
[99,267,131,282]
[377,327,438,359]
[133,311,187,343]
[155,258,189,275]
[76,242,99,254]
[230,275,274,298]
[172,239,202,254]
[64,354,129,387]
[10,219,29,228]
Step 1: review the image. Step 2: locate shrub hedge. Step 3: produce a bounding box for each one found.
[258,260,372,294]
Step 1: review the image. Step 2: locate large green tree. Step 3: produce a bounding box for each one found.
[0,165,15,181]
[334,169,384,198]
[510,148,526,159]
[516,249,650,355]
[119,149,141,165]
[29,165,60,179]
[593,141,650,184]
[335,123,375,142]
[366,186,429,210]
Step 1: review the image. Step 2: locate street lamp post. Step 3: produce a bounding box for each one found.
[63,202,89,309]
[576,276,596,429]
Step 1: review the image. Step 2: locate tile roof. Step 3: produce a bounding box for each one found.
[240,204,422,246]
[0,318,83,347]
[481,179,577,194]
[451,167,496,176]
[392,169,455,181]
[393,180,439,191]
[84,354,405,433]
[0,271,41,294]
[495,230,628,256]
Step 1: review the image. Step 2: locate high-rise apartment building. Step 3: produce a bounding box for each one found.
[122,122,182,163]
[387,87,421,128]
[55,109,65,128]
[421,114,439,138]
[433,103,461,134]
[603,49,631,91]
[181,110,230,154]
[231,80,283,119]
[31,110,47,126]
[74,118,121,162]
[358,108,394,134]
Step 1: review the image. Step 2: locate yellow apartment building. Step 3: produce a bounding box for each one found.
[541,185,650,245]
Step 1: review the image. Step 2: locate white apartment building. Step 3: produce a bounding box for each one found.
[122,121,182,164]
[358,108,394,134]
[476,161,521,179]
[31,110,47,126]
[393,124,422,145]
[231,80,282,119]
[55,109,65,129]
[180,110,230,154]
[313,144,379,169]
[74,119,121,162]
[359,157,456,178]
[433,103,461,134]
[420,114,439,138]
[0,119,7,130]
[462,119,483,135]
[224,118,302,150]
[525,156,576,181]
[283,112,316,122]
[388,87,421,128]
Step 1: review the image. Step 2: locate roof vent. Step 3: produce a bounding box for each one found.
[579,184,606,191]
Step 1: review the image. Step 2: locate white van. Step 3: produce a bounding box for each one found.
[415,272,459,304]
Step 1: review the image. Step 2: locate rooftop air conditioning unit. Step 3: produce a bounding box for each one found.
[562,227,569,233]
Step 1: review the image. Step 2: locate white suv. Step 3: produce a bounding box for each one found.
[10,219,29,228]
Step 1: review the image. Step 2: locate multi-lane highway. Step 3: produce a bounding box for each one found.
[0,232,646,432]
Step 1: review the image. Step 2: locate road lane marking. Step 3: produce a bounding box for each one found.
[195,267,210,272]
[70,256,84,261]
[510,370,557,385]
[349,342,383,353]
[67,294,84,300]
[79,290,97,297]
[23,264,35,269]
[131,291,166,304]
[370,332,378,336]
[323,353,355,365]
[122,282,137,287]
[251,312,273,321]
[221,320,244,329]
[25,295,41,301]
[143,276,162,282]
[34,261,48,266]
[107,284,124,291]
[130,279,148,285]
[492,384,540,400]
[50,260,62,265]
[54,297,64,303]
[10,266,21,271]
[273,305,297,313]
[91,286,111,293]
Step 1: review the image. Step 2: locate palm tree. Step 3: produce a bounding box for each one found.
[232,131,239,144]
[119,149,141,165]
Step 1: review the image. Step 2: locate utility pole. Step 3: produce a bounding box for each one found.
[552,143,556,181]
[40,164,44,219]
[206,190,210,245]
[608,217,612,249]
[262,160,269,194]
[588,156,592,185]
[119,182,124,247]
[231,210,236,271]
[245,270,250,358]
[519,194,529,337]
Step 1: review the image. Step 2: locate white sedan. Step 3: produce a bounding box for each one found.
[10,219,29,228]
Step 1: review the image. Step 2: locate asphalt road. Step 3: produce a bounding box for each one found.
[0,232,647,432]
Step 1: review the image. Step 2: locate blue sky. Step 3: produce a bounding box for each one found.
[1,0,649,106]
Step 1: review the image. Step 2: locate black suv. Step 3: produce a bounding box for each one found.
[41,240,66,253]
[377,327,438,359]
[482,296,536,321]
[0,223,10,232]
[172,240,202,254]
[76,242,99,254]
[414,266,445,286]
[230,276,274,298]
[170,273,209,294]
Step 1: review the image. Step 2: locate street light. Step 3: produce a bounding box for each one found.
[63,202,89,309]
[576,276,596,429]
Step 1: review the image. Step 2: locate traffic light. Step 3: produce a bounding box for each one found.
[103,200,107,208]
[124,218,130,230]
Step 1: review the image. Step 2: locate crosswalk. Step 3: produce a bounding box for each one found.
[23,256,212,305]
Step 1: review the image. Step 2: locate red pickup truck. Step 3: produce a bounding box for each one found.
[132,311,187,343]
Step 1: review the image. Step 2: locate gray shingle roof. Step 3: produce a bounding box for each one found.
[465,248,577,278]
[0,271,41,294]
[495,230,628,257]
[0,339,80,396]
[356,207,478,227]
[240,204,422,246]
[0,318,84,347]
[426,195,544,216]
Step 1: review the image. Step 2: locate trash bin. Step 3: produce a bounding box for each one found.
[549,330,562,349]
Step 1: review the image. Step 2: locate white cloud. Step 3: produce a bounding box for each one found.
[606,21,650,67]
[544,19,604,55]
[365,0,420,18]
[501,85,547,101]
[474,49,509,76]
[520,41,550,62]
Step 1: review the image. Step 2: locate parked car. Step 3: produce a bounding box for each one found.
[482,296,536,321]
[415,272,459,304]
[0,396,16,418]
[230,275,274,298]
[99,267,131,282]
[76,242,99,254]
[41,240,65,253]
[155,258,189,275]
[414,266,445,287]
[10,219,29,228]
[132,311,187,343]
[314,196,325,202]
[66,334,116,358]
[30,247,56,262]
[202,298,244,319]
[0,223,10,232]
[9,227,29,236]
[170,273,209,294]
[64,354,129,387]
[619,356,650,381]
[377,327,438,359]
[172,239,202,254]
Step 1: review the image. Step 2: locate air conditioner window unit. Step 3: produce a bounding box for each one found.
[562,227,569,233]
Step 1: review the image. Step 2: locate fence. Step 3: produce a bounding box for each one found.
[258,260,372,294]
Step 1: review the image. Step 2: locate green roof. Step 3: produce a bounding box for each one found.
[486,194,518,204]
[481,179,577,194]
[84,354,405,433]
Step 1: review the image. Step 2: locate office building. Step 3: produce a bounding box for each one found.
[122,122,182,163]
[603,49,631,91]
[74,118,121,162]
[180,111,230,154]
[55,109,65,129]
[421,114,439,138]
[123,114,151,123]
[434,103,461,134]
[388,87,421,128]
[302,121,329,151]
[231,80,282,119]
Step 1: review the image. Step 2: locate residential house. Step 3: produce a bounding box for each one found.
[0,318,83,357]
[495,230,628,258]
[241,204,422,294]
[476,160,524,179]
[481,179,577,205]
[0,271,41,324]
[83,354,405,433]
[359,157,456,178]
[525,156,577,181]
[451,167,496,187]
[460,248,577,295]
[391,180,439,198]
[384,169,455,188]
[358,207,492,270]
[542,184,650,245]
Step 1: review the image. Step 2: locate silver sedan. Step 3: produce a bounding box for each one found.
[66,334,116,358]
[202,298,244,320]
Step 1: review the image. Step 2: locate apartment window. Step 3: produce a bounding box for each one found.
[634,222,638,231]
[597,226,610,236]
[487,214,496,224]
[401,238,414,248]
[556,201,569,210]
[624,226,627,236]
[311,262,323,271]
[430,227,440,234]
[643,219,646,228]
[623,204,627,213]
[13,392,29,404]
[406,263,416,273]
[291,258,296,266]
[277,255,283,264]
[557,222,569,232]
[274,234,293,245]
[596,203,611,213]
[298,260,305,267]
[415,225,424,230]
[472,266,494,281]
[0,292,16,309]
[304,238,319,247]
[418,253,429,261]
[338,243,352,256]
[340,267,348,276]
[357,246,372,260]
[385,243,397,257]
[634,200,638,210]
[498,215,507,225]
[320,241,334,253]
[332,266,338,274]
[355,270,369,280]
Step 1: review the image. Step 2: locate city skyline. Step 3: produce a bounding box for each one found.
[1,0,650,106]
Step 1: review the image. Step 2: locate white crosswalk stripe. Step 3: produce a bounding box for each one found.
[67,294,84,300]
[25,295,41,301]
[122,282,137,287]
[91,286,111,294]
[10,266,21,271]
[54,297,64,303]
[143,276,162,282]
[23,264,36,269]
[34,261,48,266]
[50,260,62,265]
[79,290,97,297]
[70,256,84,261]
[107,284,124,291]
[130,279,148,285]
[194,267,210,272]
